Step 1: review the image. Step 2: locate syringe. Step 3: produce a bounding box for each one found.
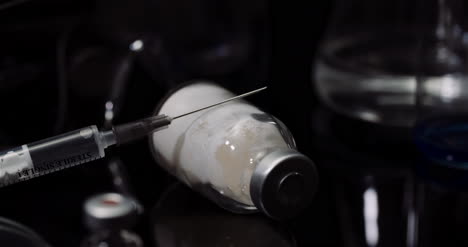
[0,86,266,188]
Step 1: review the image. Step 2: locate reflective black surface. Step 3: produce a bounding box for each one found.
[3,0,468,247]
[308,105,468,247]
[152,183,296,247]
[0,0,272,246]
[0,217,51,247]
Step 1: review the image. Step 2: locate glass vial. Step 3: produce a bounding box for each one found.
[81,193,143,247]
[150,81,318,220]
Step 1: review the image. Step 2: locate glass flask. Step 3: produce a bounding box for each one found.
[313,0,468,127]
[150,82,318,220]
[313,0,468,246]
[412,0,468,167]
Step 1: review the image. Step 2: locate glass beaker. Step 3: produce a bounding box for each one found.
[412,0,468,168]
[411,0,468,241]
[313,0,468,127]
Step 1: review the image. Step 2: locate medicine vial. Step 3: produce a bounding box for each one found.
[150,82,318,220]
[81,193,143,247]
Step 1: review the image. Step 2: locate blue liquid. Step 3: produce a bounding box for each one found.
[414,115,468,168]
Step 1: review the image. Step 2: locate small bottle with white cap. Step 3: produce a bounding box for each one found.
[80,193,143,247]
[150,82,319,220]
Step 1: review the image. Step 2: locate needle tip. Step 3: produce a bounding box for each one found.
[172,85,268,120]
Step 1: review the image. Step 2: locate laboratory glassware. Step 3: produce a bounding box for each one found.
[313,0,455,127]
[413,0,468,168]
[150,82,318,220]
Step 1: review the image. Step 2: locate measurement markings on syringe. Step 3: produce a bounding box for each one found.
[17,152,94,179]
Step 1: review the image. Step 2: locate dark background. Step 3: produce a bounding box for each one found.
[3,1,468,247]
[0,0,381,246]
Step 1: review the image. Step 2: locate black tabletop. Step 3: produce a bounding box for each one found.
[2,1,468,247]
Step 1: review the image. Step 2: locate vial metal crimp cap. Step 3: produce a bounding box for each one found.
[250,149,319,220]
[84,193,140,230]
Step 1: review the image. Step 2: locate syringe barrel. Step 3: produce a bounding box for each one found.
[0,126,105,187]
